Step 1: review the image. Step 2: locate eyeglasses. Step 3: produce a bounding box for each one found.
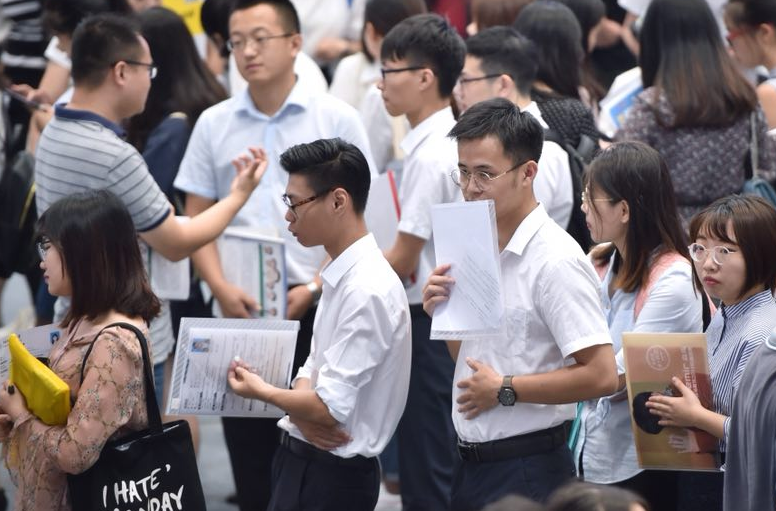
[36,239,51,260]
[581,189,616,206]
[456,74,503,87]
[688,243,737,266]
[282,191,329,219]
[380,66,428,80]
[227,32,295,53]
[726,28,746,45]
[122,60,158,79]
[450,160,528,190]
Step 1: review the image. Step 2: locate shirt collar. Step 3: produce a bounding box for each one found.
[721,289,775,320]
[321,233,378,289]
[54,104,125,137]
[521,101,549,130]
[235,75,309,119]
[400,106,454,156]
[503,203,549,256]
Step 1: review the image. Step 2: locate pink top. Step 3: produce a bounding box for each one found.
[1,317,150,511]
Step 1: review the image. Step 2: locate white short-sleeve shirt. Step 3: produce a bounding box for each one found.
[174,79,376,285]
[453,205,612,443]
[397,106,463,304]
[278,234,412,458]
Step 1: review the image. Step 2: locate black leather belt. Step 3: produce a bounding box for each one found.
[280,431,376,469]
[457,423,568,463]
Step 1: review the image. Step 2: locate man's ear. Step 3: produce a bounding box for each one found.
[418,67,436,93]
[332,188,349,213]
[522,160,538,183]
[112,62,127,86]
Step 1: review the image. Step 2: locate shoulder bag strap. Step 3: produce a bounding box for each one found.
[79,322,163,431]
[750,111,760,179]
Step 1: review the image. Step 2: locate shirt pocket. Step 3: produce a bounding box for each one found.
[493,306,529,357]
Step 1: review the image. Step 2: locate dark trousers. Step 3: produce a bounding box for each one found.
[223,303,317,511]
[397,306,457,511]
[267,443,380,511]
[450,443,577,511]
[614,469,678,511]
[676,471,723,511]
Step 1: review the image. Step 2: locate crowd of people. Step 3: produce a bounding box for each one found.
[0,0,775,510]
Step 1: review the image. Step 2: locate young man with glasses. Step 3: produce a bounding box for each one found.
[454,26,577,242]
[423,98,617,510]
[33,13,265,426]
[228,137,411,511]
[173,0,375,508]
[377,12,465,511]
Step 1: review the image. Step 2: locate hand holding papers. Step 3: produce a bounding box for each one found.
[166,318,299,418]
[622,332,721,471]
[428,200,505,341]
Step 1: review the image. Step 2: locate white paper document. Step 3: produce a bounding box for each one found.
[364,170,401,250]
[429,200,506,341]
[213,227,287,319]
[166,317,299,417]
[140,216,191,300]
[0,324,62,379]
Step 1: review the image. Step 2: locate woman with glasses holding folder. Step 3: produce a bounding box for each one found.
[574,141,703,511]
[0,190,158,511]
[645,194,776,511]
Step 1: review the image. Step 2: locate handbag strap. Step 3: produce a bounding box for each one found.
[749,111,760,179]
[79,322,163,432]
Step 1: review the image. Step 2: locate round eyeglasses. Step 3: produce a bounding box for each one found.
[688,243,736,266]
[450,160,528,190]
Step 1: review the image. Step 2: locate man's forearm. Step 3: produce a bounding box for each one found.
[264,386,339,427]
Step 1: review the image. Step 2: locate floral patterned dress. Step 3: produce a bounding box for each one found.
[1,317,150,511]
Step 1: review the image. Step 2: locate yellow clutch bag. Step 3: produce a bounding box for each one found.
[8,333,70,425]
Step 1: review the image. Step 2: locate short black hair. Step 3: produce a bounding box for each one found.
[230,0,300,34]
[362,0,427,61]
[70,14,144,89]
[465,26,538,96]
[36,189,161,328]
[380,13,465,98]
[448,97,543,164]
[280,138,371,214]
[42,0,132,36]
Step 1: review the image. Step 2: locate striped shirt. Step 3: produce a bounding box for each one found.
[706,289,776,451]
[35,105,174,365]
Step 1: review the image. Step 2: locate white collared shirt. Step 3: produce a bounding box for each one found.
[278,234,412,458]
[397,106,463,304]
[453,205,612,442]
[577,252,702,483]
[174,78,376,285]
[522,102,574,230]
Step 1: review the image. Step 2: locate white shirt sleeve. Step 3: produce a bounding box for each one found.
[534,140,573,229]
[174,111,219,199]
[314,289,397,423]
[538,256,612,358]
[397,153,453,240]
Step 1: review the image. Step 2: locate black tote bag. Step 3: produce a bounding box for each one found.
[67,322,206,511]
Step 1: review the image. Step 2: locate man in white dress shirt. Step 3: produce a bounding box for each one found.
[453,26,577,240]
[227,137,411,511]
[378,13,465,510]
[423,98,618,510]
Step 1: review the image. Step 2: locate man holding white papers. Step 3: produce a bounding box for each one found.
[378,13,465,510]
[422,98,617,510]
[227,138,411,511]
[453,27,575,237]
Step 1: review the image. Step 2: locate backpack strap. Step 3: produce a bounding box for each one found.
[80,322,162,431]
[633,252,688,320]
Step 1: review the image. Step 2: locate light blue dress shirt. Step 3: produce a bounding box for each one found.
[174,78,376,285]
[576,251,703,483]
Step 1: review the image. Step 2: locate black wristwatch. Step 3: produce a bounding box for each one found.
[497,375,517,406]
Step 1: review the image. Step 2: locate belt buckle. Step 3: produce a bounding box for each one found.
[457,440,481,462]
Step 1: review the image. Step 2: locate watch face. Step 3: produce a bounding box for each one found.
[498,387,516,406]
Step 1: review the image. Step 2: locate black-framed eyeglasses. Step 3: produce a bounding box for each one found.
[36,239,51,260]
[380,66,428,80]
[282,191,329,219]
[121,60,158,79]
[450,160,529,190]
[688,243,736,266]
[226,32,295,52]
[456,73,503,87]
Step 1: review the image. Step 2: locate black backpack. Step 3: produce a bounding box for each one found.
[543,129,595,253]
[0,150,37,278]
